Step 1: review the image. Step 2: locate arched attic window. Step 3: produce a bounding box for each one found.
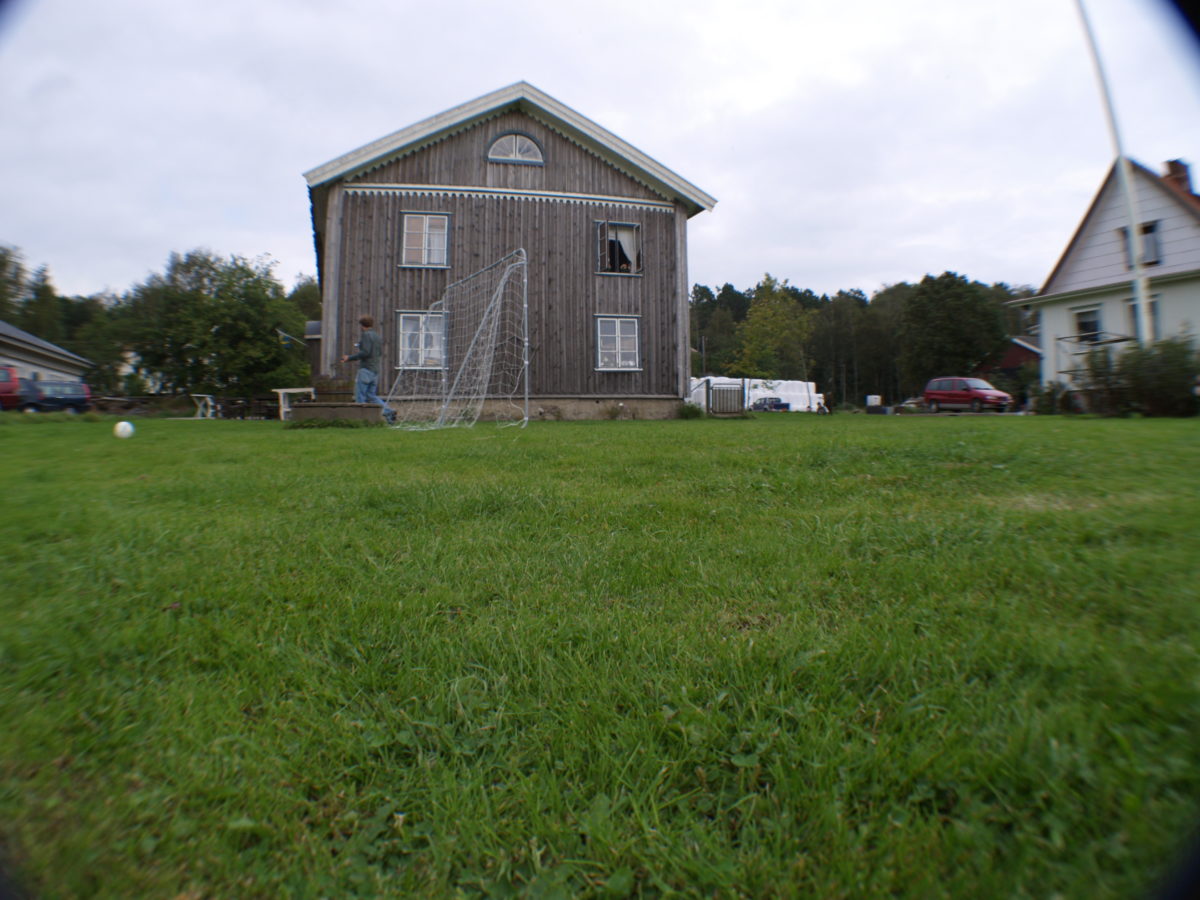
[487,133,544,165]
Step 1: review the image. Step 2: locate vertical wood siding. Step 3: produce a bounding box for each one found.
[351,111,664,204]
[327,112,690,399]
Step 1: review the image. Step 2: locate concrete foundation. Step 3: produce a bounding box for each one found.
[529,397,682,421]
[290,397,685,423]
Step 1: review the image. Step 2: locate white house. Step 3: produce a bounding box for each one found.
[1016,158,1200,387]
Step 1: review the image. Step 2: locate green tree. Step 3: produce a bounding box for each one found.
[862,282,914,401]
[899,272,1007,391]
[288,274,322,321]
[987,281,1036,336]
[0,245,26,322]
[697,306,739,375]
[18,266,65,344]
[807,290,868,406]
[691,283,747,376]
[117,250,221,392]
[728,275,812,379]
[61,294,127,394]
[118,250,308,395]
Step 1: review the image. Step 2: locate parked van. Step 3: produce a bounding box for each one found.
[923,377,1011,413]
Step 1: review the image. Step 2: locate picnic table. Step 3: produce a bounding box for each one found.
[271,387,315,421]
[190,394,217,418]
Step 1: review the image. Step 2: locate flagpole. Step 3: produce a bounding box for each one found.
[1074,0,1153,345]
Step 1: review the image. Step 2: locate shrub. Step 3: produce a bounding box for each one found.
[1078,346,1128,416]
[1119,336,1199,417]
[677,402,705,419]
[1055,337,1200,417]
[1034,381,1072,415]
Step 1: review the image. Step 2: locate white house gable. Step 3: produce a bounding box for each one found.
[1045,165,1200,296]
[1019,158,1200,389]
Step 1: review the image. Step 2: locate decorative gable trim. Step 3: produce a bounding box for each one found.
[304,82,715,217]
[343,183,677,213]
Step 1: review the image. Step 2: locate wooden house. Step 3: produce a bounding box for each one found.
[303,82,715,419]
[1015,158,1200,387]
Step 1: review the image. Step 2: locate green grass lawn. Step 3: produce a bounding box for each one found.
[1,412,1198,898]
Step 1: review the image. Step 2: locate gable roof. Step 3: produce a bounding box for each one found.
[0,319,91,368]
[303,82,716,218]
[1036,157,1200,297]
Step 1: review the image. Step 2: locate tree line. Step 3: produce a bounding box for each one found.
[4,241,1036,405]
[691,273,1034,406]
[1,245,320,397]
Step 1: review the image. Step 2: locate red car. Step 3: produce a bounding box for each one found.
[0,366,22,411]
[923,377,1011,413]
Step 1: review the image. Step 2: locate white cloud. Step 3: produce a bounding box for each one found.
[0,0,1197,300]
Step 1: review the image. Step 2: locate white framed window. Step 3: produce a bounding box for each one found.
[1073,305,1102,343]
[396,310,445,369]
[1020,304,1040,336]
[1126,297,1161,342]
[402,214,450,267]
[487,133,543,165]
[596,316,640,370]
[595,222,642,275]
[1118,221,1161,268]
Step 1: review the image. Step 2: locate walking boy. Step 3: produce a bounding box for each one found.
[341,315,395,424]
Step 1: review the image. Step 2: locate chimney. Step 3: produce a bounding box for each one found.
[1163,159,1194,197]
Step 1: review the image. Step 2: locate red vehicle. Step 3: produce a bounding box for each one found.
[923,377,1011,413]
[0,366,21,411]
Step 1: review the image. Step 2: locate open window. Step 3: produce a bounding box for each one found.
[595,222,642,275]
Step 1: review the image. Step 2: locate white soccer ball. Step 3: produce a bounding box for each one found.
[114,421,135,439]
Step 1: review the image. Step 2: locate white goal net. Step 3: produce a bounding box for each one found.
[385,248,529,429]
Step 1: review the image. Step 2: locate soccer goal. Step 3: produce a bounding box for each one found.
[385,248,529,429]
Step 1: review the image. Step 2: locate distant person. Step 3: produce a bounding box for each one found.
[341,315,394,424]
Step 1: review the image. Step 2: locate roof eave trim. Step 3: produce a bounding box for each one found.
[303,82,716,215]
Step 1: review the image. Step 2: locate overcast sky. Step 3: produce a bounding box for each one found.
[1,0,1198,301]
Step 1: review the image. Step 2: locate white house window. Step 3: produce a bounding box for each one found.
[402,214,449,267]
[596,316,640,370]
[397,311,445,369]
[487,133,543,165]
[596,222,642,275]
[1126,297,1161,342]
[1020,305,1040,336]
[1118,221,1161,268]
[1073,306,1102,343]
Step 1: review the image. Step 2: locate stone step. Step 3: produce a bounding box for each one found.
[290,402,389,422]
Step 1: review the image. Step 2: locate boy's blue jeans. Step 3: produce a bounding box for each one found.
[355,369,394,422]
